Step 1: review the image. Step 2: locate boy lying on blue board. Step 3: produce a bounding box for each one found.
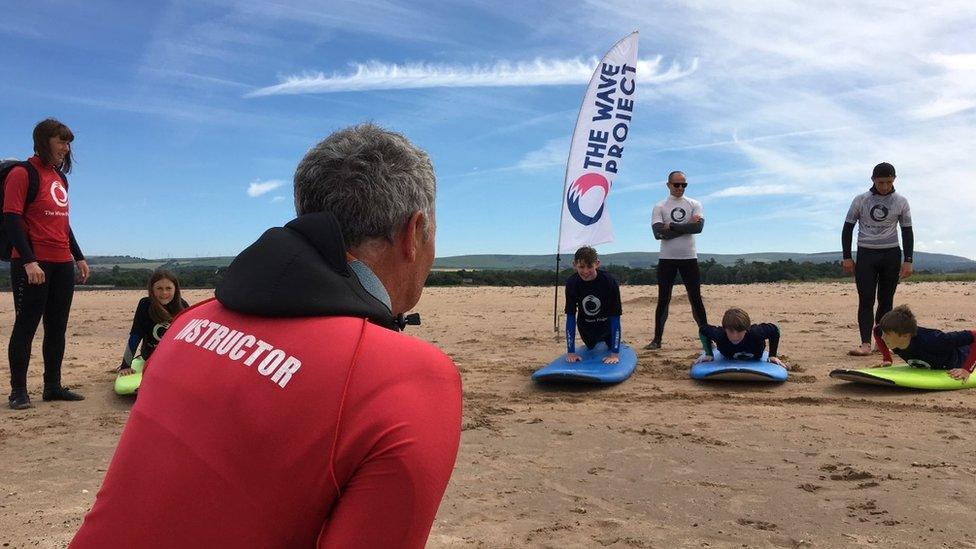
[565,246,622,365]
[874,304,976,381]
[696,307,786,367]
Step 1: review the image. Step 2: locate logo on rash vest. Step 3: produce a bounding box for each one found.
[907,359,933,369]
[152,322,171,343]
[733,352,756,360]
[566,173,610,226]
[869,204,889,222]
[670,208,687,222]
[50,182,68,208]
[582,295,602,316]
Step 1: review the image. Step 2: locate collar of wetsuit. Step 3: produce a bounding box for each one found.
[215,211,399,330]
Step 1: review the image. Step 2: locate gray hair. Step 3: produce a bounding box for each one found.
[294,123,436,247]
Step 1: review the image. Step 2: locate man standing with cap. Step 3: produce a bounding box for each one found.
[71,124,462,548]
[646,170,708,349]
[842,161,914,356]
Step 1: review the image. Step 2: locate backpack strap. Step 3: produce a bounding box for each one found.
[23,162,40,207]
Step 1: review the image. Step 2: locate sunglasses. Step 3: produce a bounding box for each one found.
[670,182,688,188]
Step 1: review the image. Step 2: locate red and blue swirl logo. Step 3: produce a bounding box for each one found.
[566,173,609,226]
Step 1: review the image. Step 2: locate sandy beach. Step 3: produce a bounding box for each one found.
[2,282,975,548]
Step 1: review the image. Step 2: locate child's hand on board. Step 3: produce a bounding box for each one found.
[948,368,971,382]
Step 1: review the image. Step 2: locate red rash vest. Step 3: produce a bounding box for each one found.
[2,155,73,262]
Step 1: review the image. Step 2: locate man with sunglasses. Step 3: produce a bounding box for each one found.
[646,171,708,349]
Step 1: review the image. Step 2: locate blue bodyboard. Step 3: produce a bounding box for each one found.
[690,350,788,382]
[532,342,637,384]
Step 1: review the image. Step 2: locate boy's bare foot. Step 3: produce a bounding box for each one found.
[848,344,872,356]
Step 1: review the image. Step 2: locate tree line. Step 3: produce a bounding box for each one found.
[1,259,969,290]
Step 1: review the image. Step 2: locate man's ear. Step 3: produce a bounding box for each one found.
[398,211,426,262]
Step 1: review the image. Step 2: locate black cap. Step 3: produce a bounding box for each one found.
[872,162,896,179]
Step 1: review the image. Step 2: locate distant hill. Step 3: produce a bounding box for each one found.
[2,250,972,273]
[434,251,976,273]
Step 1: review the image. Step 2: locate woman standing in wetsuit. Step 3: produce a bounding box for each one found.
[4,119,90,409]
[842,162,913,356]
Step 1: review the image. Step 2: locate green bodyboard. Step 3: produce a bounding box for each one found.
[114,357,146,395]
[830,365,976,390]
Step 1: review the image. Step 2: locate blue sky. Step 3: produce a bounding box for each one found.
[3,1,975,259]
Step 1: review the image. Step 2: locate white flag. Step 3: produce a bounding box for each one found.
[557,31,638,253]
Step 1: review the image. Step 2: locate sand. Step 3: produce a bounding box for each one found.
[1,282,975,548]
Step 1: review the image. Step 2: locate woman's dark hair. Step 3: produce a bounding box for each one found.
[33,118,74,173]
[148,269,186,325]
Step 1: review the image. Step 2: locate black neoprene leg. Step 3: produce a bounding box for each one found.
[8,261,49,391]
[654,260,678,342]
[40,262,75,388]
[678,259,708,328]
[874,247,901,326]
[854,250,881,344]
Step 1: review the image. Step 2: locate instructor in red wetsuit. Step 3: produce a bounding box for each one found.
[3,118,90,410]
[71,124,462,548]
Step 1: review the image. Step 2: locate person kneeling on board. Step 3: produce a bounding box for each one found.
[565,246,622,365]
[696,307,786,367]
[117,269,188,377]
[874,304,976,381]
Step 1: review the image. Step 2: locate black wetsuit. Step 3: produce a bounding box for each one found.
[565,270,622,351]
[120,297,190,368]
[699,323,780,360]
[843,186,913,344]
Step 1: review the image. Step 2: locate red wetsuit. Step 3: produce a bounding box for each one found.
[2,155,73,262]
[71,212,463,548]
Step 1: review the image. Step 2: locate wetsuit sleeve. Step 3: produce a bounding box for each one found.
[669,219,704,234]
[68,228,85,261]
[3,213,36,263]
[841,222,855,260]
[566,314,576,353]
[652,222,680,240]
[900,226,913,263]
[609,316,620,353]
[319,348,461,549]
[873,326,893,363]
[699,325,720,356]
[754,323,780,357]
[121,300,149,368]
[698,326,715,356]
[967,330,976,372]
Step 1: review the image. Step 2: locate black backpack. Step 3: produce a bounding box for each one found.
[0,159,43,261]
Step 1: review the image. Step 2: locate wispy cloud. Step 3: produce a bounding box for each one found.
[247,56,697,96]
[247,179,285,197]
[704,184,806,199]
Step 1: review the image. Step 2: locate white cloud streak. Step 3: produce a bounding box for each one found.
[247,56,697,96]
[247,179,285,197]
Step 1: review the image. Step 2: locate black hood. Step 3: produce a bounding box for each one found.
[215,211,399,330]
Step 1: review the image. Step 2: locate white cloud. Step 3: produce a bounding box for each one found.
[270,195,288,203]
[705,184,805,199]
[247,56,697,96]
[247,179,285,197]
